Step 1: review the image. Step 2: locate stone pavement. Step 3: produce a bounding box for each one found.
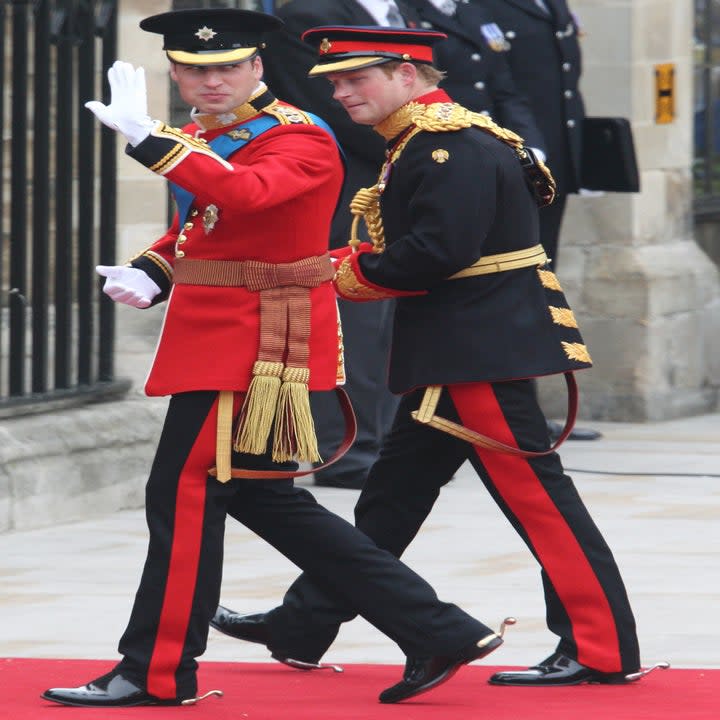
[1,413,718,672]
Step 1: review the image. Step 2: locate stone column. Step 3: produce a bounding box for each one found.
[114,0,172,390]
[542,0,720,420]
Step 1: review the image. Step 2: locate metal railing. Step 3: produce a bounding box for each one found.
[0,0,128,417]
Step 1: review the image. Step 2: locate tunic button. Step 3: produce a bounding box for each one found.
[480,110,490,116]
[567,119,576,128]
[474,81,485,90]
[184,222,194,230]
[175,250,185,258]
[471,53,481,61]
[420,21,432,28]
[177,236,186,245]
[556,31,564,39]
[505,31,516,39]
[564,90,573,99]
[190,209,199,217]
[563,62,572,71]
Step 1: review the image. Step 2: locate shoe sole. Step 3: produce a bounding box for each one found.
[41,693,183,707]
[488,673,630,687]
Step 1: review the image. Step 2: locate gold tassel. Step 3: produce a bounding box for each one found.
[234,360,284,455]
[272,367,321,463]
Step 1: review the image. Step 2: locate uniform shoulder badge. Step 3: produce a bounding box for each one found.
[265,104,313,125]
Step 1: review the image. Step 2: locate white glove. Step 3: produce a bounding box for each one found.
[530,147,547,164]
[96,265,161,308]
[85,61,155,146]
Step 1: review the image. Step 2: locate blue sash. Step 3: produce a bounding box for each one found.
[169,112,339,226]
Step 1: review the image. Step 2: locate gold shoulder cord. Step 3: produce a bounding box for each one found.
[348,102,555,253]
[349,127,421,253]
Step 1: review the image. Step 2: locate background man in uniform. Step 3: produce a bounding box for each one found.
[212,23,649,688]
[477,0,582,269]
[262,0,546,489]
[40,9,506,707]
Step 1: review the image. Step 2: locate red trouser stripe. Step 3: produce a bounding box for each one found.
[146,398,218,698]
[448,383,622,672]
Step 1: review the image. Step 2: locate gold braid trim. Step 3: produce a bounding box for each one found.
[375,101,525,146]
[349,186,384,252]
[348,127,422,253]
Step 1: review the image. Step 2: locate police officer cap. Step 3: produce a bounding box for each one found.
[140,8,284,66]
[302,26,447,77]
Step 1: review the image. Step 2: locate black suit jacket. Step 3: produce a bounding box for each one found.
[357,118,591,392]
[477,0,585,194]
[262,0,545,247]
[397,0,544,149]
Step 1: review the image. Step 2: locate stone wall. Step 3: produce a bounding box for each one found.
[539,0,720,420]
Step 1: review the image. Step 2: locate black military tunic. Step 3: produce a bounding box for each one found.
[479,0,584,195]
[352,91,590,392]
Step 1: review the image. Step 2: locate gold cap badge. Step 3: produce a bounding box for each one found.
[432,149,450,164]
[195,26,217,42]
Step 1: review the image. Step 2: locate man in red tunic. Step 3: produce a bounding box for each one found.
[41,9,506,708]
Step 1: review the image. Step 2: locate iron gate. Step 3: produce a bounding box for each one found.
[0,0,128,416]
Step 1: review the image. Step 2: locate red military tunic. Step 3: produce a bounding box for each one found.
[127,88,344,397]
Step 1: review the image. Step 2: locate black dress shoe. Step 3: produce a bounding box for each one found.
[547,420,603,442]
[210,605,344,672]
[210,605,270,645]
[379,633,503,704]
[42,671,185,707]
[488,652,633,686]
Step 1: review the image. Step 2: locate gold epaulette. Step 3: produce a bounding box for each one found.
[412,102,525,149]
[263,103,315,125]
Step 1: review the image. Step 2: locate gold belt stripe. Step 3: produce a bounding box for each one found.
[449,244,547,280]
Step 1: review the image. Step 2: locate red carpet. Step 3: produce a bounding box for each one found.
[2,658,716,719]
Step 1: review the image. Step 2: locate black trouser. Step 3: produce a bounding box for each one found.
[260,380,641,674]
[115,391,489,700]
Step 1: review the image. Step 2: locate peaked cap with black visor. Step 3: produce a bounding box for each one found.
[139,8,283,66]
[301,26,448,77]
